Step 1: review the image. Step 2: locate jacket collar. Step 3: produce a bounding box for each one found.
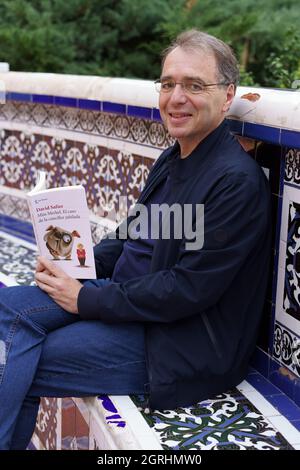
[167,119,230,182]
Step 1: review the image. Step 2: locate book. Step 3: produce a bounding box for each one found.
[27,171,96,279]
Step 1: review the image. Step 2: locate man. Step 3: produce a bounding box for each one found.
[0,30,270,449]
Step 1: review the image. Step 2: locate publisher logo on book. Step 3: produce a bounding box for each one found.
[35,198,47,204]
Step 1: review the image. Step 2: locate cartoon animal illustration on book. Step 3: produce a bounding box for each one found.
[43,225,80,260]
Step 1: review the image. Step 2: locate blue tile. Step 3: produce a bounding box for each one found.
[250,347,269,377]
[267,394,300,420]
[281,130,300,149]
[102,101,126,114]
[247,372,282,396]
[78,99,101,112]
[127,105,152,119]
[152,108,162,121]
[269,305,277,357]
[227,118,243,135]
[269,365,297,403]
[0,214,35,244]
[279,156,285,196]
[290,419,300,432]
[32,94,54,105]
[26,441,38,450]
[7,92,32,102]
[243,122,280,145]
[54,96,77,108]
[293,375,300,408]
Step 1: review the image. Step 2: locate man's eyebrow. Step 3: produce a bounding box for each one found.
[160,75,205,82]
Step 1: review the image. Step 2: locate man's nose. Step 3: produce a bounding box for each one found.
[169,83,188,103]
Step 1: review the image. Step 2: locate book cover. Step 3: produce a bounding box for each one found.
[27,172,96,279]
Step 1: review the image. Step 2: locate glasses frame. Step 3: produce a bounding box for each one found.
[154,78,231,94]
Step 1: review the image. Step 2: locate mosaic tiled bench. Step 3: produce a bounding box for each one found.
[1,228,300,450]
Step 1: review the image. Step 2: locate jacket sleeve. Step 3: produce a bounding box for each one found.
[78,172,270,323]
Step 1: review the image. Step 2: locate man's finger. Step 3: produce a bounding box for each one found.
[36,280,56,296]
[38,256,66,278]
[36,259,47,272]
[35,271,59,287]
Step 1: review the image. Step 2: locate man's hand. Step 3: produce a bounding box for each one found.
[35,256,83,314]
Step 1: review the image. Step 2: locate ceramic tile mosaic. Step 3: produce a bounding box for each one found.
[273,322,300,377]
[130,391,294,450]
[274,180,300,376]
[0,213,299,450]
[35,397,60,450]
[0,102,173,150]
[74,401,90,450]
[285,149,300,186]
[0,129,154,222]
[1,81,300,448]
[0,232,36,285]
[61,398,76,450]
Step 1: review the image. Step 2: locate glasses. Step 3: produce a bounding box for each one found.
[154,78,230,94]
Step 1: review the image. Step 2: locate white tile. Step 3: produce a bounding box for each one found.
[275,268,300,336]
[280,191,289,243]
[278,240,287,270]
[236,380,257,393]
[122,140,161,160]
[275,268,286,320]
[239,388,281,418]
[267,415,300,446]
[116,405,162,450]
[0,184,26,199]
[0,271,19,286]
[111,395,138,410]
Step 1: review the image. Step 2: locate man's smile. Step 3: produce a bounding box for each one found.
[168,112,192,123]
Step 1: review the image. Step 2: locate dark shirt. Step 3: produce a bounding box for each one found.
[111,174,171,282]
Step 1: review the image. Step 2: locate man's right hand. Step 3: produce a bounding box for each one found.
[36,257,52,277]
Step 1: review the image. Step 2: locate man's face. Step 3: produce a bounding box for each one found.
[159,47,235,157]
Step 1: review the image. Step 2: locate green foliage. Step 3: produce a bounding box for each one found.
[238,66,258,87]
[0,0,75,72]
[160,0,300,88]
[0,0,299,88]
[0,0,173,77]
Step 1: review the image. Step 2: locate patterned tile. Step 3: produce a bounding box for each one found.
[61,398,76,450]
[0,129,154,222]
[35,397,60,450]
[130,390,294,450]
[285,149,300,185]
[75,401,90,450]
[1,96,300,449]
[0,232,36,285]
[273,323,300,377]
[0,101,173,149]
[274,183,300,377]
[0,207,298,451]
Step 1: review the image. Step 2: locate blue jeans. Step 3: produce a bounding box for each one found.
[0,280,148,450]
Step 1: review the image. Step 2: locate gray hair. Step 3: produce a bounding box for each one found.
[162,29,239,89]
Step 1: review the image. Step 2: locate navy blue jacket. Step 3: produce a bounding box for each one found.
[78,120,271,410]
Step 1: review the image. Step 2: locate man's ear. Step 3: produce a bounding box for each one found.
[222,83,235,113]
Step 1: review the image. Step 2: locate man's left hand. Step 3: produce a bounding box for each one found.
[35,256,83,314]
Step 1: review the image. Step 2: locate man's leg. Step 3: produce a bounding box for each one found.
[0,280,110,449]
[10,318,147,449]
